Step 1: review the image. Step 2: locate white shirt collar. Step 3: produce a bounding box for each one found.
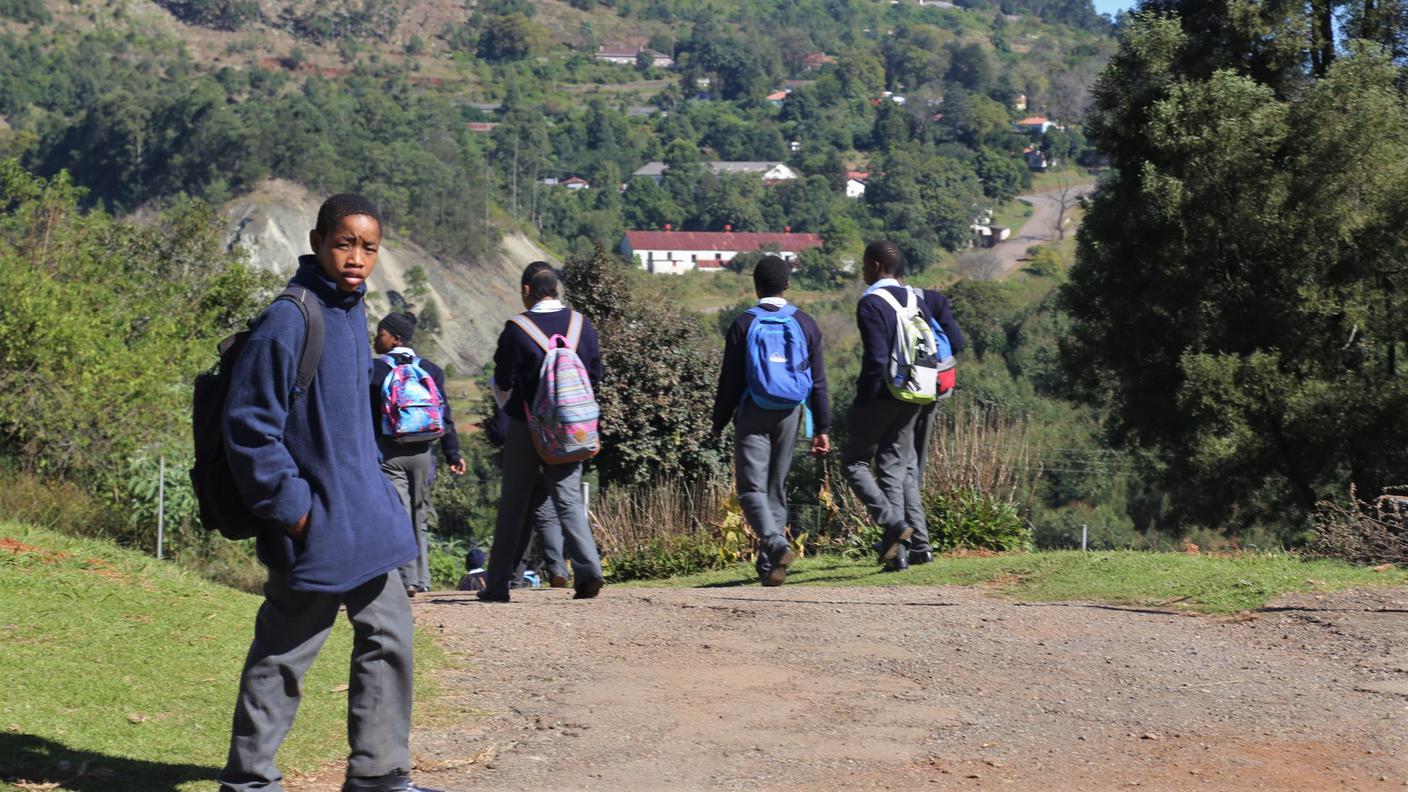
[529,298,565,313]
[864,278,901,295]
[757,296,789,307]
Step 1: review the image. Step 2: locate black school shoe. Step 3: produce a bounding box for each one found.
[342,771,443,792]
[761,548,796,587]
[573,577,604,599]
[908,549,934,565]
[475,588,510,603]
[876,526,914,565]
[883,551,910,573]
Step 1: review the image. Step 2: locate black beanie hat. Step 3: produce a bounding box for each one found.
[753,255,791,296]
[378,312,417,344]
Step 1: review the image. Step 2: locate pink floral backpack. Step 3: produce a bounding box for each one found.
[508,312,601,464]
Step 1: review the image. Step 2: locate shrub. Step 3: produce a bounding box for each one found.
[604,532,732,581]
[1306,493,1408,565]
[427,533,470,589]
[924,487,1033,551]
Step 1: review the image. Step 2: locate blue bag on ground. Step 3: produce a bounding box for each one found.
[744,305,813,410]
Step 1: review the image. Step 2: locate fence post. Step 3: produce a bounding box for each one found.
[157,455,166,560]
[582,481,590,521]
[1080,523,1087,552]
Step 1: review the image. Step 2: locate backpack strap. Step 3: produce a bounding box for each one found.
[871,287,906,315]
[565,311,584,350]
[274,287,324,396]
[509,314,554,352]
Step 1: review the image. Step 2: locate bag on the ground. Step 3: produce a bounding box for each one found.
[510,311,601,464]
[190,287,324,540]
[913,287,957,399]
[872,287,941,404]
[744,304,813,410]
[379,351,446,443]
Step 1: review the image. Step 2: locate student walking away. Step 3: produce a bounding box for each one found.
[485,401,569,588]
[217,194,441,792]
[480,263,605,602]
[371,311,466,596]
[842,240,941,573]
[904,286,965,565]
[711,256,830,586]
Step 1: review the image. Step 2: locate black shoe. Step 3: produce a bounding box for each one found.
[549,574,569,588]
[405,587,417,598]
[762,548,796,587]
[883,552,910,573]
[476,588,510,603]
[573,577,604,599]
[342,771,444,792]
[908,549,934,565]
[877,526,914,564]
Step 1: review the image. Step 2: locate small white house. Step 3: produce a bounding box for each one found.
[621,229,824,274]
[1015,115,1061,135]
[631,161,798,184]
[845,171,869,199]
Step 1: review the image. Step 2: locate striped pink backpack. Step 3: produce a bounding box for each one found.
[509,311,601,464]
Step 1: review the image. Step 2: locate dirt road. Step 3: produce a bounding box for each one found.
[293,583,1408,791]
[991,184,1096,277]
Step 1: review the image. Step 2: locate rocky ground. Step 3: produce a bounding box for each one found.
[288,583,1408,791]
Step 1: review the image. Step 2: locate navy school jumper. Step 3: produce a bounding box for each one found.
[493,307,604,423]
[222,256,417,593]
[711,304,832,436]
[854,284,938,407]
[918,288,966,355]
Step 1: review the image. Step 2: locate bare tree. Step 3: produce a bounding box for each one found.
[955,250,1003,281]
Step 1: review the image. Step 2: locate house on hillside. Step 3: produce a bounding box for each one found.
[631,161,798,184]
[766,89,791,107]
[620,229,824,274]
[466,121,500,133]
[595,45,674,68]
[1023,146,1054,171]
[845,171,869,199]
[1015,116,1061,135]
[802,52,835,70]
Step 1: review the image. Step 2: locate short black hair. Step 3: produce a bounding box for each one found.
[527,268,560,301]
[315,193,383,236]
[753,255,791,297]
[521,260,557,286]
[864,239,904,276]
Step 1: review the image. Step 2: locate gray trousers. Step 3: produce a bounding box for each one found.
[842,397,922,540]
[219,570,414,791]
[735,400,802,568]
[904,403,938,553]
[518,479,567,580]
[382,442,434,591]
[486,419,602,593]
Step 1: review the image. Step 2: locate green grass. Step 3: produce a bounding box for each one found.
[0,523,444,792]
[991,198,1034,232]
[1025,166,1096,193]
[628,551,1408,614]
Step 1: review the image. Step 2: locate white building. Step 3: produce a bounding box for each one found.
[621,229,824,274]
[845,171,869,199]
[594,46,673,68]
[631,161,798,184]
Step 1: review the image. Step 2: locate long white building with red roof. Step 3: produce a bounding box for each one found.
[620,229,824,274]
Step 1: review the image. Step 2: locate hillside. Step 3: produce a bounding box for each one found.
[225,179,552,371]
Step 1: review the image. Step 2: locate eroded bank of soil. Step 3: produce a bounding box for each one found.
[295,585,1408,791]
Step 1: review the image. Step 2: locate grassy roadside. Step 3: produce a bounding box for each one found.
[627,551,1408,614]
[0,523,444,792]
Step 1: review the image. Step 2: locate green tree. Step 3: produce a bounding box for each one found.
[477,14,541,62]
[1063,14,1408,533]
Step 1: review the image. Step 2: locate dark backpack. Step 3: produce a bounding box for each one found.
[190,287,324,540]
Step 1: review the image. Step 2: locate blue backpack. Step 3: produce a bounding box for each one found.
[912,287,957,398]
[744,305,813,410]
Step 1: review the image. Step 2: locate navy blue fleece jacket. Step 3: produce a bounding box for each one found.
[223,256,416,592]
[493,307,604,423]
[854,284,937,406]
[711,303,831,436]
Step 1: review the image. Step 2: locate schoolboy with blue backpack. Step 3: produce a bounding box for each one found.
[480,263,606,602]
[711,256,831,586]
[370,311,464,596]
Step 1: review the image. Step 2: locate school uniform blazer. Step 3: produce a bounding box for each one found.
[711,303,831,436]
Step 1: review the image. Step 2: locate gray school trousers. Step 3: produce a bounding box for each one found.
[735,399,802,566]
[518,478,567,580]
[904,402,939,553]
[842,397,922,539]
[218,570,414,792]
[382,441,434,591]
[485,419,602,593]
